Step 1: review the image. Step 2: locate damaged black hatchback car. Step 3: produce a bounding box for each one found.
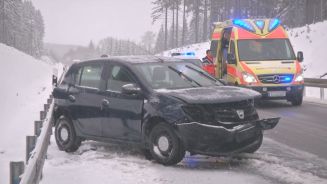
[53,56,279,165]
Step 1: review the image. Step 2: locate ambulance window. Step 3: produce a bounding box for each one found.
[210,40,219,57]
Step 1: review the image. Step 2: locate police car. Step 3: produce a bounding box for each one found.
[171,52,203,68]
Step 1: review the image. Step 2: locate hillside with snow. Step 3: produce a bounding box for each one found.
[161,21,327,79]
[0,44,60,184]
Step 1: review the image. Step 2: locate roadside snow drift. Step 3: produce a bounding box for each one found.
[0,43,59,184]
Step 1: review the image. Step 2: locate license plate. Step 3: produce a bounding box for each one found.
[268,91,286,97]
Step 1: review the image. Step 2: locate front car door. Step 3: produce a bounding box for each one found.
[67,62,105,137]
[101,64,144,142]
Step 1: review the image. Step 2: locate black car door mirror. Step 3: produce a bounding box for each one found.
[122,84,141,95]
[227,53,237,65]
[68,84,79,94]
[297,51,304,62]
[53,86,69,99]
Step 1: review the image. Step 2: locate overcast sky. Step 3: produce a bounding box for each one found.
[31,0,159,46]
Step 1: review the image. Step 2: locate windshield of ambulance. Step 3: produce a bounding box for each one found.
[237,39,296,61]
[134,62,222,90]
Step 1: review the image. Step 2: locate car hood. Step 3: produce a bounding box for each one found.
[155,86,261,104]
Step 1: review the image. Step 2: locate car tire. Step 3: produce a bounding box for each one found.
[244,133,263,153]
[55,116,81,152]
[291,93,303,106]
[149,123,185,165]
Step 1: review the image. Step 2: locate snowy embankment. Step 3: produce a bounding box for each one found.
[161,21,327,99]
[0,43,61,184]
[41,136,327,184]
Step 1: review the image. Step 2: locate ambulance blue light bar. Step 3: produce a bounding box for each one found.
[269,19,280,31]
[255,20,265,29]
[184,52,195,56]
[233,19,255,32]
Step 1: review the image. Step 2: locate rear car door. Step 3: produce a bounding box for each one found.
[101,64,144,141]
[67,62,105,137]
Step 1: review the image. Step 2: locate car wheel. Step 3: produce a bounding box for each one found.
[55,116,81,152]
[149,123,185,165]
[291,93,303,106]
[244,133,263,153]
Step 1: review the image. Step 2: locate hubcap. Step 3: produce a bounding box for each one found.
[158,136,169,152]
[60,127,69,142]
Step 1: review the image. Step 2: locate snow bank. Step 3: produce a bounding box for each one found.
[288,21,327,78]
[0,43,60,184]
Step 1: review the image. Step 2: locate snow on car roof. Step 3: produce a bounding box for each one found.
[84,56,184,64]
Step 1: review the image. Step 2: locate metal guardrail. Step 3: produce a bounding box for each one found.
[304,78,327,100]
[10,70,66,184]
[20,101,54,184]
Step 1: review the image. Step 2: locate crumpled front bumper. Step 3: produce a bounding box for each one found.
[176,118,280,156]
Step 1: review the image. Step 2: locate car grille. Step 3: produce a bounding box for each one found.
[258,74,294,84]
[203,100,259,124]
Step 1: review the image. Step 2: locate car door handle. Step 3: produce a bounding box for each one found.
[101,99,110,109]
[68,95,76,102]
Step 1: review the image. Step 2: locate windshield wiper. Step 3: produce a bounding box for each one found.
[185,65,220,84]
[168,66,202,87]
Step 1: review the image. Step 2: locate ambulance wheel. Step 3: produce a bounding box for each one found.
[291,94,303,106]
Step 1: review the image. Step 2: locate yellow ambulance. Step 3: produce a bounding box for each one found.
[210,19,304,106]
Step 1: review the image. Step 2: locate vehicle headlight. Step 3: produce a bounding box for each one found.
[242,72,257,83]
[294,74,304,82]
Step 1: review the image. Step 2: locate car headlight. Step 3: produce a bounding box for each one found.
[294,74,304,82]
[242,72,257,83]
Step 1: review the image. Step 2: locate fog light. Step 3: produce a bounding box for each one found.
[287,87,291,91]
[263,87,267,92]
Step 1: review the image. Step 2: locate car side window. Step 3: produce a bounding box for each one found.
[107,65,135,92]
[79,65,103,89]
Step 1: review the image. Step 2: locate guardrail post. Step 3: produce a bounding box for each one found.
[47,98,52,105]
[10,161,24,184]
[34,121,43,137]
[44,104,50,112]
[40,111,46,121]
[321,88,325,100]
[26,136,37,164]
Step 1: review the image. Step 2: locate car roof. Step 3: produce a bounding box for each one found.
[73,56,184,66]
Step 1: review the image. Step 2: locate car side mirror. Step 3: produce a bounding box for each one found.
[297,51,304,62]
[53,86,69,99]
[122,84,141,95]
[68,84,79,94]
[227,53,237,65]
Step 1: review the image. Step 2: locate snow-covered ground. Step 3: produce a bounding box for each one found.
[40,136,327,184]
[161,21,327,99]
[0,43,61,184]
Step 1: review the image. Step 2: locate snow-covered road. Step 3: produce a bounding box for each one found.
[41,135,327,184]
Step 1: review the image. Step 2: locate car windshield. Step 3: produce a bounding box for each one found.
[238,39,296,61]
[134,62,221,90]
